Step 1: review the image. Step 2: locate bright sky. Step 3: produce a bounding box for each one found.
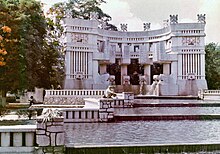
[41,0,220,44]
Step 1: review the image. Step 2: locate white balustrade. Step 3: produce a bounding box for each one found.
[45,89,105,98]
[63,108,99,122]
[0,125,36,148]
[199,89,220,100]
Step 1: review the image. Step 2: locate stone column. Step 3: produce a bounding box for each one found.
[171,61,178,83]
[65,50,71,79]
[100,64,107,74]
[177,54,182,80]
[88,53,93,79]
[121,64,127,76]
[201,54,205,80]
[143,64,151,84]
[25,132,35,147]
[92,60,99,82]
[13,133,22,147]
[1,132,10,147]
[163,63,170,75]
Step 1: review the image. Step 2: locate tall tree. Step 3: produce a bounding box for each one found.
[205,43,220,89]
[0,0,63,94]
[47,0,117,35]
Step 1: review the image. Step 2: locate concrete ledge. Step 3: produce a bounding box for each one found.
[133,103,220,107]
[135,95,199,99]
[66,142,220,154]
[32,105,84,108]
[0,147,36,153]
[0,125,36,132]
[114,114,220,121]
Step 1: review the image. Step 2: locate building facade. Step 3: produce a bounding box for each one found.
[62,14,207,96]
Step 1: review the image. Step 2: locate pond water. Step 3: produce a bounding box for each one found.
[65,99,220,147]
[65,120,220,146]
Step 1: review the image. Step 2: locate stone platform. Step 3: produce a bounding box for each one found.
[66,142,220,154]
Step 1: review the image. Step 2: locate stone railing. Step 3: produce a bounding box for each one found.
[0,125,37,153]
[199,89,220,100]
[63,108,99,123]
[45,89,105,98]
[44,97,85,105]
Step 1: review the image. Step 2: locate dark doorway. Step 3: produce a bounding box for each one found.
[150,63,163,84]
[128,59,141,85]
[107,59,121,85]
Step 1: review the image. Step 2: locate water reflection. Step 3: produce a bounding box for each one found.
[65,121,220,146]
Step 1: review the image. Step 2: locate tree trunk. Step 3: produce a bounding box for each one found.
[0,90,7,107]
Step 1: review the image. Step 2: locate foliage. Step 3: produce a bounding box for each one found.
[0,26,11,66]
[0,0,64,93]
[205,43,220,89]
[42,109,62,122]
[47,0,117,34]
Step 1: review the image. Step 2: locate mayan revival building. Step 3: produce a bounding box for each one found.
[62,14,207,96]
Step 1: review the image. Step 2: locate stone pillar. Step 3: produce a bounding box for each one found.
[177,54,182,80]
[92,60,99,82]
[13,133,23,147]
[163,63,170,75]
[25,132,35,147]
[1,132,10,147]
[201,54,205,80]
[35,87,44,103]
[36,116,65,154]
[65,50,71,79]
[100,64,107,74]
[99,99,114,122]
[171,61,178,83]
[88,53,93,79]
[143,64,151,84]
[121,64,127,76]
[122,92,134,107]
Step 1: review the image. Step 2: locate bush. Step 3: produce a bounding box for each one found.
[6,96,16,103]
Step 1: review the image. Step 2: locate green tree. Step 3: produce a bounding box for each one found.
[47,0,117,35]
[205,43,220,89]
[0,0,63,95]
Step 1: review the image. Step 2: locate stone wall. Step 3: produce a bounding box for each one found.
[99,92,134,122]
[99,99,114,122]
[36,117,65,154]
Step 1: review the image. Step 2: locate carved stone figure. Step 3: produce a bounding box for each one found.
[101,21,107,29]
[103,85,117,98]
[123,75,130,85]
[147,75,159,95]
[143,23,151,31]
[170,15,178,24]
[163,19,169,27]
[139,76,147,95]
[90,12,98,20]
[65,9,72,18]
[108,75,115,85]
[197,14,206,24]
[120,24,128,31]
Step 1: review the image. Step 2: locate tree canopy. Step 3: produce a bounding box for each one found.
[0,0,63,93]
[47,0,117,34]
[205,43,220,89]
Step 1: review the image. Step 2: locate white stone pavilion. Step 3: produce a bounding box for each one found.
[62,14,207,96]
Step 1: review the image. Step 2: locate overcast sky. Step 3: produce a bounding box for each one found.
[41,0,220,44]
